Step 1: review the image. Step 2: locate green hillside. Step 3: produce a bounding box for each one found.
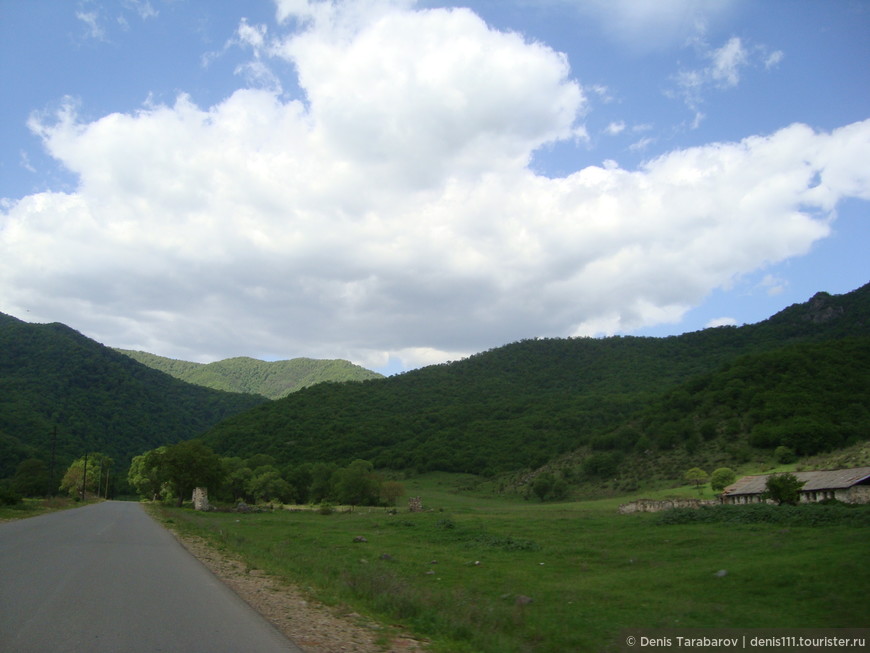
[0,313,266,479]
[115,350,382,399]
[542,335,870,496]
[199,284,870,481]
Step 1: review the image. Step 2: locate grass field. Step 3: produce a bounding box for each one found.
[154,473,870,652]
[0,496,85,521]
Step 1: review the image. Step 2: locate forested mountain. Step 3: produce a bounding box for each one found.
[553,335,869,494]
[199,284,870,477]
[0,313,266,479]
[114,349,382,399]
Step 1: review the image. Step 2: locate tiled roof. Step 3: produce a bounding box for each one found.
[721,467,870,496]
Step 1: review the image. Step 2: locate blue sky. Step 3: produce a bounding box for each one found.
[1,0,868,373]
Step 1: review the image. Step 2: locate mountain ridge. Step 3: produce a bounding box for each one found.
[114,349,383,399]
[198,282,870,480]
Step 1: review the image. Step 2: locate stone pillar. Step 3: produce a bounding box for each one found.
[192,487,209,511]
[408,496,423,512]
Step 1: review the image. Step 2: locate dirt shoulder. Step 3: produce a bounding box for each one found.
[167,527,429,653]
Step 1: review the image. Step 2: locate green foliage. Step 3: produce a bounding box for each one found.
[128,447,169,500]
[775,445,798,464]
[161,441,225,506]
[531,473,570,502]
[623,335,870,489]
[333,459,381,506]
[247,466,293,503]
[710,467,736,492]
[0,480,22,505]
[762,472,806,506]
[684,467,709,490]
[59,453,112,498]
[12,458,50,497]
[317,501,335,515]
[115,350,383,399]
[532,474,554,501]
[379,480,406,506]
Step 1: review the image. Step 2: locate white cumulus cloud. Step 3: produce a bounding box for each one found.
[2,2,869,371]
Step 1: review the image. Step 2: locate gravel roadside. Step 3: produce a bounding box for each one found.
[168,528,430,653]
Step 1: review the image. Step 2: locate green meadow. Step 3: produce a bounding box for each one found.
[155,474,869,652]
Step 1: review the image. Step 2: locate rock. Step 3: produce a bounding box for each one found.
[353,536,368,543]
[379,553,394,561]
[515,595,533,606]
[715,569,728,577]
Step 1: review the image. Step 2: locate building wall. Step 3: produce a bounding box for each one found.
[842,485,870,504]
[722,485,870,505]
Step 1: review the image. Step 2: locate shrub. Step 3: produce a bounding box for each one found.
[0,481,22,506]
[710,467,737,492]
[762,473,805,505]
[318,501,335,515]
[774,445,797,464]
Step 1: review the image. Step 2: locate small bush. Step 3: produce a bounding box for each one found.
[775,445,798,464]
[0,482,22,506]
[318,501,335,515]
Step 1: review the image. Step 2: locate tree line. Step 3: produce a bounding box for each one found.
[127,441,405,508]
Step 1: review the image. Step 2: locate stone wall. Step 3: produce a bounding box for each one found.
[618,497,719,514]
[841,485,870,504]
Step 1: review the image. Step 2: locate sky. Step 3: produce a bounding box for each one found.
[1,0,868,375]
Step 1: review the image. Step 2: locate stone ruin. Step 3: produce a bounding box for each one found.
[617,497,719,514]
[192,487,209,511]
[408,496,423,512]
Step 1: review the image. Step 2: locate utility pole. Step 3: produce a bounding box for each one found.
[80,451,88,501]
[49,426,57,497]
[103,460,111,499]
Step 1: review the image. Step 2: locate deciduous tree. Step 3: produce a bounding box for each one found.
[128,447,168,500]
[60,453,112,499]
[162,441,224,507]
[763,472,805,505]
[334,459,380,507]
[684,467,709,493]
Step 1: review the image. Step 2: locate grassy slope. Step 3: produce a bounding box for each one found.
[155,474,869,652]
[115,349,383,399]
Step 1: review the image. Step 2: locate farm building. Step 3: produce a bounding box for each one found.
[721,467,870,505]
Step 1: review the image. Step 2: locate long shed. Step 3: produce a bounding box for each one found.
[720,467,870,504]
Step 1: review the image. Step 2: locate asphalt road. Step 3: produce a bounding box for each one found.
[0,501,303,652]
